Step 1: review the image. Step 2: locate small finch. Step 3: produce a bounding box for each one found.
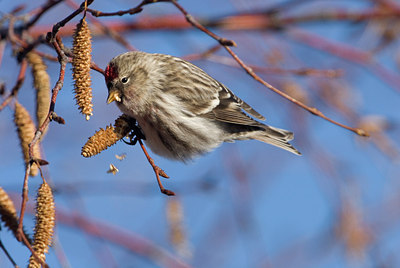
[105,51,301,161]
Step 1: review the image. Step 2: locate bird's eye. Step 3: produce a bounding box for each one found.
[121,77,129,84]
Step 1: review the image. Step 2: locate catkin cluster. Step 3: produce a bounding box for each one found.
[14,102,41,177]
[72,18,93,120]
[28,182,55,268]
[26,52,51,136]
[81,115,133,157]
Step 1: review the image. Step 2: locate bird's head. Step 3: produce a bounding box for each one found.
[105,62,123,104]
[105,51,162,116]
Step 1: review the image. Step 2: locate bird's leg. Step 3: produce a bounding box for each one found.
[122,123,146,145]
[137,139,175,196]
[120,117,174,195]
[120,117,143,145]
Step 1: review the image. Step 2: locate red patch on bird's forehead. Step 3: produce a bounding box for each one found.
[105,64,118,83]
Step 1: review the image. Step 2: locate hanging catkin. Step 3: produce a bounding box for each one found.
[72,18,93,120]
[0,187,19,235]
[0,187,32,243]
[26,52,51,136]
[14,101,41,176]
[28,182,55,268]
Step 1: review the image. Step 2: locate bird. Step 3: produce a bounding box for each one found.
[105,51,301,162]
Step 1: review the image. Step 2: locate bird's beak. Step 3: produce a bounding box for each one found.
[107,90,122,104]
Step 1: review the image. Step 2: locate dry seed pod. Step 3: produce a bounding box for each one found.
[81,115,133,157]
[106,163,119,175]
[14,101,41,177]
[26,52,51,136]
[28,182,55,268]
[72,18,93,120]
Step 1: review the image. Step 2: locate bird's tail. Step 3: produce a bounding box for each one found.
[250,125,301,155]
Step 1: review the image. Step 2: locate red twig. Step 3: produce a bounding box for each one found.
[28,39,67,159]
[66,0,136,51]
[0,59,27,111]
[17,36,68,267]
[11,193,190,267]
[86,6,143,17]
[16,164,30,242]
[32,48,104,75]
[226,46,368,136]
[55,209,190,267]
[10,5,400,38]
[287,28,400,92]
[182,44,222,61]
[15,167,50,268]
[25,0,64,29]
[215,8,400,30]
[49,0,94,41]
[16,168,47,268]
[206,54,343,78]
[21,226,48,268]
[7,17,25,46]
[0,40,6,70]
[170,0,236,47]
[85,0,169,17]
[138,139,175,196]
[18,39,67,248]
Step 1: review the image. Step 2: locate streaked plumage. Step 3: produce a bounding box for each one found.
[105,51,301,161]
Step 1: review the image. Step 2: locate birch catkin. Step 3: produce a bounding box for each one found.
[0,187,32,243]
[0,187,20,237]
[28,182,55,268]
[72,18,93,120]
[81,115,133,157]
[26,52,51,136]
[14,101,41,176]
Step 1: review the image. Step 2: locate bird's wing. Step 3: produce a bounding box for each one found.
[217,82,265,121]
[201,87,264,127]
[165,57,266,125]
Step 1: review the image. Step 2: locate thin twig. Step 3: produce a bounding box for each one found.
[138,139,175,196]
[0,59,27,111]
[28,39,67,159]
[182,44,222,61]
[20,227,49,268]
[31,47,104,75]
[170,0,236,47]
[224,46,368,136]
[288,28,400,93]
[0,40,6,70]
[25,0,64,29]
[49,0,94,41]
[85,0,170,17]
[16,163,30,241]
[16,39,66,268]
[18,38,67,250]
[0,239,18,267]
[206,54,343,78]
[66,0,136,50]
